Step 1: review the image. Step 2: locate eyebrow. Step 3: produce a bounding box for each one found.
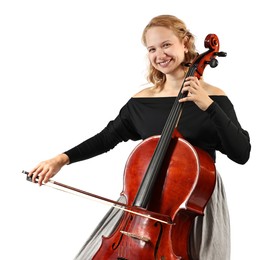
[147,40,171,50]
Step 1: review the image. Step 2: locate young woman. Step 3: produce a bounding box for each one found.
[28,14,251,260]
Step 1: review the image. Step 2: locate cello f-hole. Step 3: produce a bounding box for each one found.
[112,214,133,250]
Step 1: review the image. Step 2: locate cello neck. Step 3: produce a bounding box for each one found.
[133,83,185,208]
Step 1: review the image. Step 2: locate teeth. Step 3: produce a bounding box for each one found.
[160,60,170,65]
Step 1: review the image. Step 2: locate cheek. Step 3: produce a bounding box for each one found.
[179,48,186,61]
[148,53,156,66]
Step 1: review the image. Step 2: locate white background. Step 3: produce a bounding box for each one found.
[1,1,275,259]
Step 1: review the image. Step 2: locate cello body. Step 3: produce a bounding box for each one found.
[92,133,216,259]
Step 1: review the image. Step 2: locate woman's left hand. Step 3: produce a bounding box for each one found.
[179,76,213,111]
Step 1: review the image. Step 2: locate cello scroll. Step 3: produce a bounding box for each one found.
[188,34,226,79]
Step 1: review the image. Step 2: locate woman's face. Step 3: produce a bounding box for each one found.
[145,26,187,76]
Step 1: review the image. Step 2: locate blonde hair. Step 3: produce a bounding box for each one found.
[142,15,197,89]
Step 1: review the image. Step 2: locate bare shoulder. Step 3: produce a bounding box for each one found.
[133,86,156,97]
[202,81,226,95]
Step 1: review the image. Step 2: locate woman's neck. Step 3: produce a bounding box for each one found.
[161,71,185,96]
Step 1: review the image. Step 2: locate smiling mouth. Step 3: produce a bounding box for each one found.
[158,59,171,67]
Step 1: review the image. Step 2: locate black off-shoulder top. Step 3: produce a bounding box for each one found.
[65,96,251,164]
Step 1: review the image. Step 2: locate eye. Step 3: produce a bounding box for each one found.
[148,47,155,53]
[163,43,171,48]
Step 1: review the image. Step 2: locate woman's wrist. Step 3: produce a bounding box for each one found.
[57,153,70,166]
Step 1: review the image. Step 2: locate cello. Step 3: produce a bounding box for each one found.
[23,34,226,259]
[91,34,226,259]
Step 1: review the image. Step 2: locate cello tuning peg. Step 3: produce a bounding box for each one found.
[205,58,218,68]
[215,51,227,57]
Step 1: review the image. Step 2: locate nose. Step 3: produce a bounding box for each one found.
[156,48,166,58]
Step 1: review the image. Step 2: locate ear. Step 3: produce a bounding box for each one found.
[182,39,188,53]
[182,37,189,53]
[184,45,188,54]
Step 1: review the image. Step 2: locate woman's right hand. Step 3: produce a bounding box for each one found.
[28,153,70,186]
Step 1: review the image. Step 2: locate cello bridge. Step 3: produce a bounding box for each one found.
[120,230,150,242]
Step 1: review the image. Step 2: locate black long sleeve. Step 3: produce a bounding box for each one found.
[205,101,250,164]
[64,110,140,164]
